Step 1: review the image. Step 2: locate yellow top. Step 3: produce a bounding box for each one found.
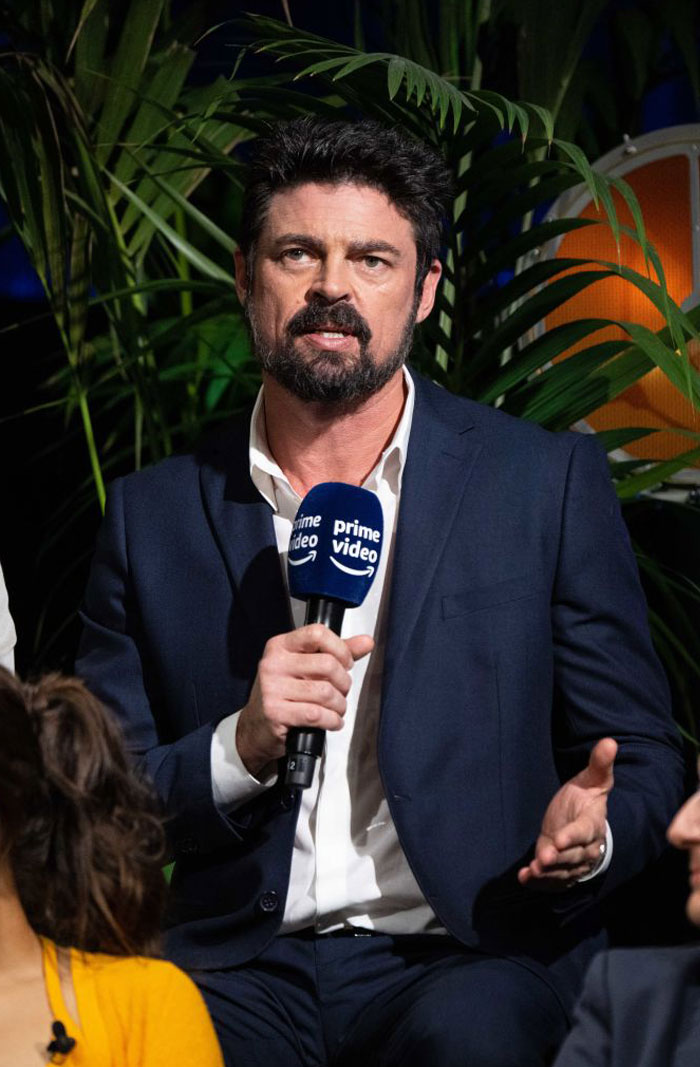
[41,938,224,1066]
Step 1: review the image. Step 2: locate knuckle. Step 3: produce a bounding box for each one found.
[265,703,283,726]
[320,653,337,675]
[259,671,277,697]
[258,658,277,683]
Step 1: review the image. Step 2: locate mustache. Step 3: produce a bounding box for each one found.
[286,302,372,344]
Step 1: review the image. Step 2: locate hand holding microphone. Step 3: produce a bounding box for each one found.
[236,483,383,787]
[235,623,371,778]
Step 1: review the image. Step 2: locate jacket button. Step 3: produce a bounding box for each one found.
[176,836,199,856]
[257,890,279,914]
[280,788,296,812]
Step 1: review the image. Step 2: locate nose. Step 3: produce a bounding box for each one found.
[307,254,351,304]
[667,789,700,850]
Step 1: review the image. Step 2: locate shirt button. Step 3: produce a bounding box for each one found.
[257,890,280,914]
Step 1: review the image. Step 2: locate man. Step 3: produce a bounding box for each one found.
[77,117,685,1066]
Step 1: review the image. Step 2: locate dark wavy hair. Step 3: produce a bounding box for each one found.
[0,668,166,956]
[239,116,454,286]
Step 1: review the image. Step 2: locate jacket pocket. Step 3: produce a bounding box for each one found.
[442,574,545,619]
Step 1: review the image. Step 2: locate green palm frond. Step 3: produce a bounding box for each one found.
[2,2,700,720]
[243,14,541,138]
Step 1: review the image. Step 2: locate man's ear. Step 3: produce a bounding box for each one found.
[415,259,442,324]
[234,248,249,306]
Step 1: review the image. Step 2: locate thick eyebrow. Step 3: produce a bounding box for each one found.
[347,239,402,258]
[270,233,403,259]
[271,233,324,254]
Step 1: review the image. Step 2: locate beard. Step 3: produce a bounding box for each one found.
[246,294,419,404]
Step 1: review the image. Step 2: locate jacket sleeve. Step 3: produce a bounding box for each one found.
[76,478,257,857]
[550,435,685,898]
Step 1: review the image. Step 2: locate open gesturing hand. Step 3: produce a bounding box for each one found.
[517,738,617,890]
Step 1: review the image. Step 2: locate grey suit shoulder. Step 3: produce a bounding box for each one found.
[555,945,700,1067]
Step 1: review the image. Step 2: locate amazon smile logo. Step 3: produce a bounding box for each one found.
[330,557,375,577]
[288,550,317,565]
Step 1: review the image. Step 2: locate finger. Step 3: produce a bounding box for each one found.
[541,841,604,870]
[285,651,353,695]
[518,861,598,886]
[551,812,603,852]
[538,844,589,869]
[525,837,560,877]
[517,860,583,884]
[536,819,602,864]
[284,676,347,716]
[528,851,594,878]
[283,624,354,667]
[582,737,617,791]
[517,865,534,885]
[280,700,346,732]
[534,839,560,868]
[346,634,375,660]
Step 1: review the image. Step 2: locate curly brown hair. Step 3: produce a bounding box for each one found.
[0,668,166,956]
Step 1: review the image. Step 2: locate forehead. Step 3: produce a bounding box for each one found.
[259,181,417,251]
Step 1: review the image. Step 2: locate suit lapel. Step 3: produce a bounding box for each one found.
[384,376,482,694]
[199,415,292,652]
[198,380,482,678]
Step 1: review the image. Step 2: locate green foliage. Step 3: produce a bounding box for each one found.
[1,1,700,728]
[0,0,258,508]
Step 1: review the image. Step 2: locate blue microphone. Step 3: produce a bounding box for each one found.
[285,482,384,788]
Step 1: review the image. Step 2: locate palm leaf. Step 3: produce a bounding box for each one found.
[94,0,166,166]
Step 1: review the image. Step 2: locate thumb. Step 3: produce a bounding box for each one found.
[346,634,375,661]
[583,737,617,791]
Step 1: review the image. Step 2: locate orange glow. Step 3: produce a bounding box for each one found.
[545,154,699,462]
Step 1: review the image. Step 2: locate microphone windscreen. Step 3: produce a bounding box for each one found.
[287,482,383,607]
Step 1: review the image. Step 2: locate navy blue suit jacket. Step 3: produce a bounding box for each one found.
[76,371,684,1008]
[554,946,700,1065]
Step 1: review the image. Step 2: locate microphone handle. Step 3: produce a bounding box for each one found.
[284,597,346,789]
[304,596,345,634]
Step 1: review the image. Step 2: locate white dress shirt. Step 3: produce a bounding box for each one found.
[0,562,16,672]
[212,369,445,933]
[210,368,611,932]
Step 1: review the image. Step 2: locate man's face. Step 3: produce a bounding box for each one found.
[234,181,441,404]
[667,768,700,926]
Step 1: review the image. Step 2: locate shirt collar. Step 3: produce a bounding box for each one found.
[249,366,415,513]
